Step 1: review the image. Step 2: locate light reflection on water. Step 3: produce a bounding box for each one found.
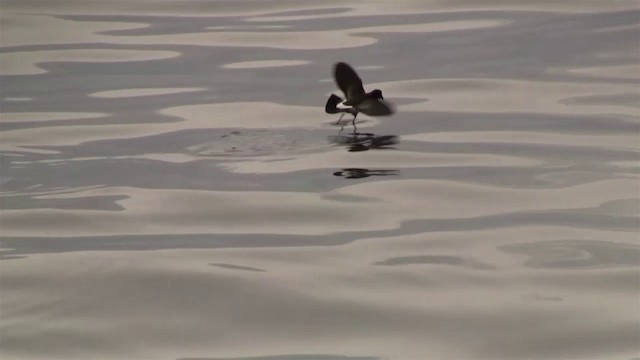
[1,1,639,359]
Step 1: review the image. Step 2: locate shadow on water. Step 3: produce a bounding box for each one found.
[328,131,400,179]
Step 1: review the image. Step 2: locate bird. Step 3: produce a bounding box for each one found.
[325,62,394,131]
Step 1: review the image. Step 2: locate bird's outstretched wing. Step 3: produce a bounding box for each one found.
[357,98,394,116]
[333,62,365,103]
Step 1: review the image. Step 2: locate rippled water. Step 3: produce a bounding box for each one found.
[1,1,639,359]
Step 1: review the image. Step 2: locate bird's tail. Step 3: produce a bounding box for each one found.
[325,94,344,114]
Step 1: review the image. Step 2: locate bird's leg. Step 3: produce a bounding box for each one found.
[336,113,346,132]
[351,113,358,133]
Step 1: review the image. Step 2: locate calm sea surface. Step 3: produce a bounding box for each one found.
[1,1,639,359]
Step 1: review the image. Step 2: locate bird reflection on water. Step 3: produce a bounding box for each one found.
[329,132,400,179]
[333,168,399,179]
[328,131,399,152]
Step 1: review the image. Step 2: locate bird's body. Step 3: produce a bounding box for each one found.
[325,62,394,131]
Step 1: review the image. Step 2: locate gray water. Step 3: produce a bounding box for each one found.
[1,1,639,359]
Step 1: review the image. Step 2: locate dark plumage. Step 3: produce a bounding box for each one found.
[325,62,394,131]
[325,94,355,114]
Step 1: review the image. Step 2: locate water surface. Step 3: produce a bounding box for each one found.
[1,1,639,359]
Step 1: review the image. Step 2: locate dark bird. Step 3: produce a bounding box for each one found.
[325,62,394,131]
